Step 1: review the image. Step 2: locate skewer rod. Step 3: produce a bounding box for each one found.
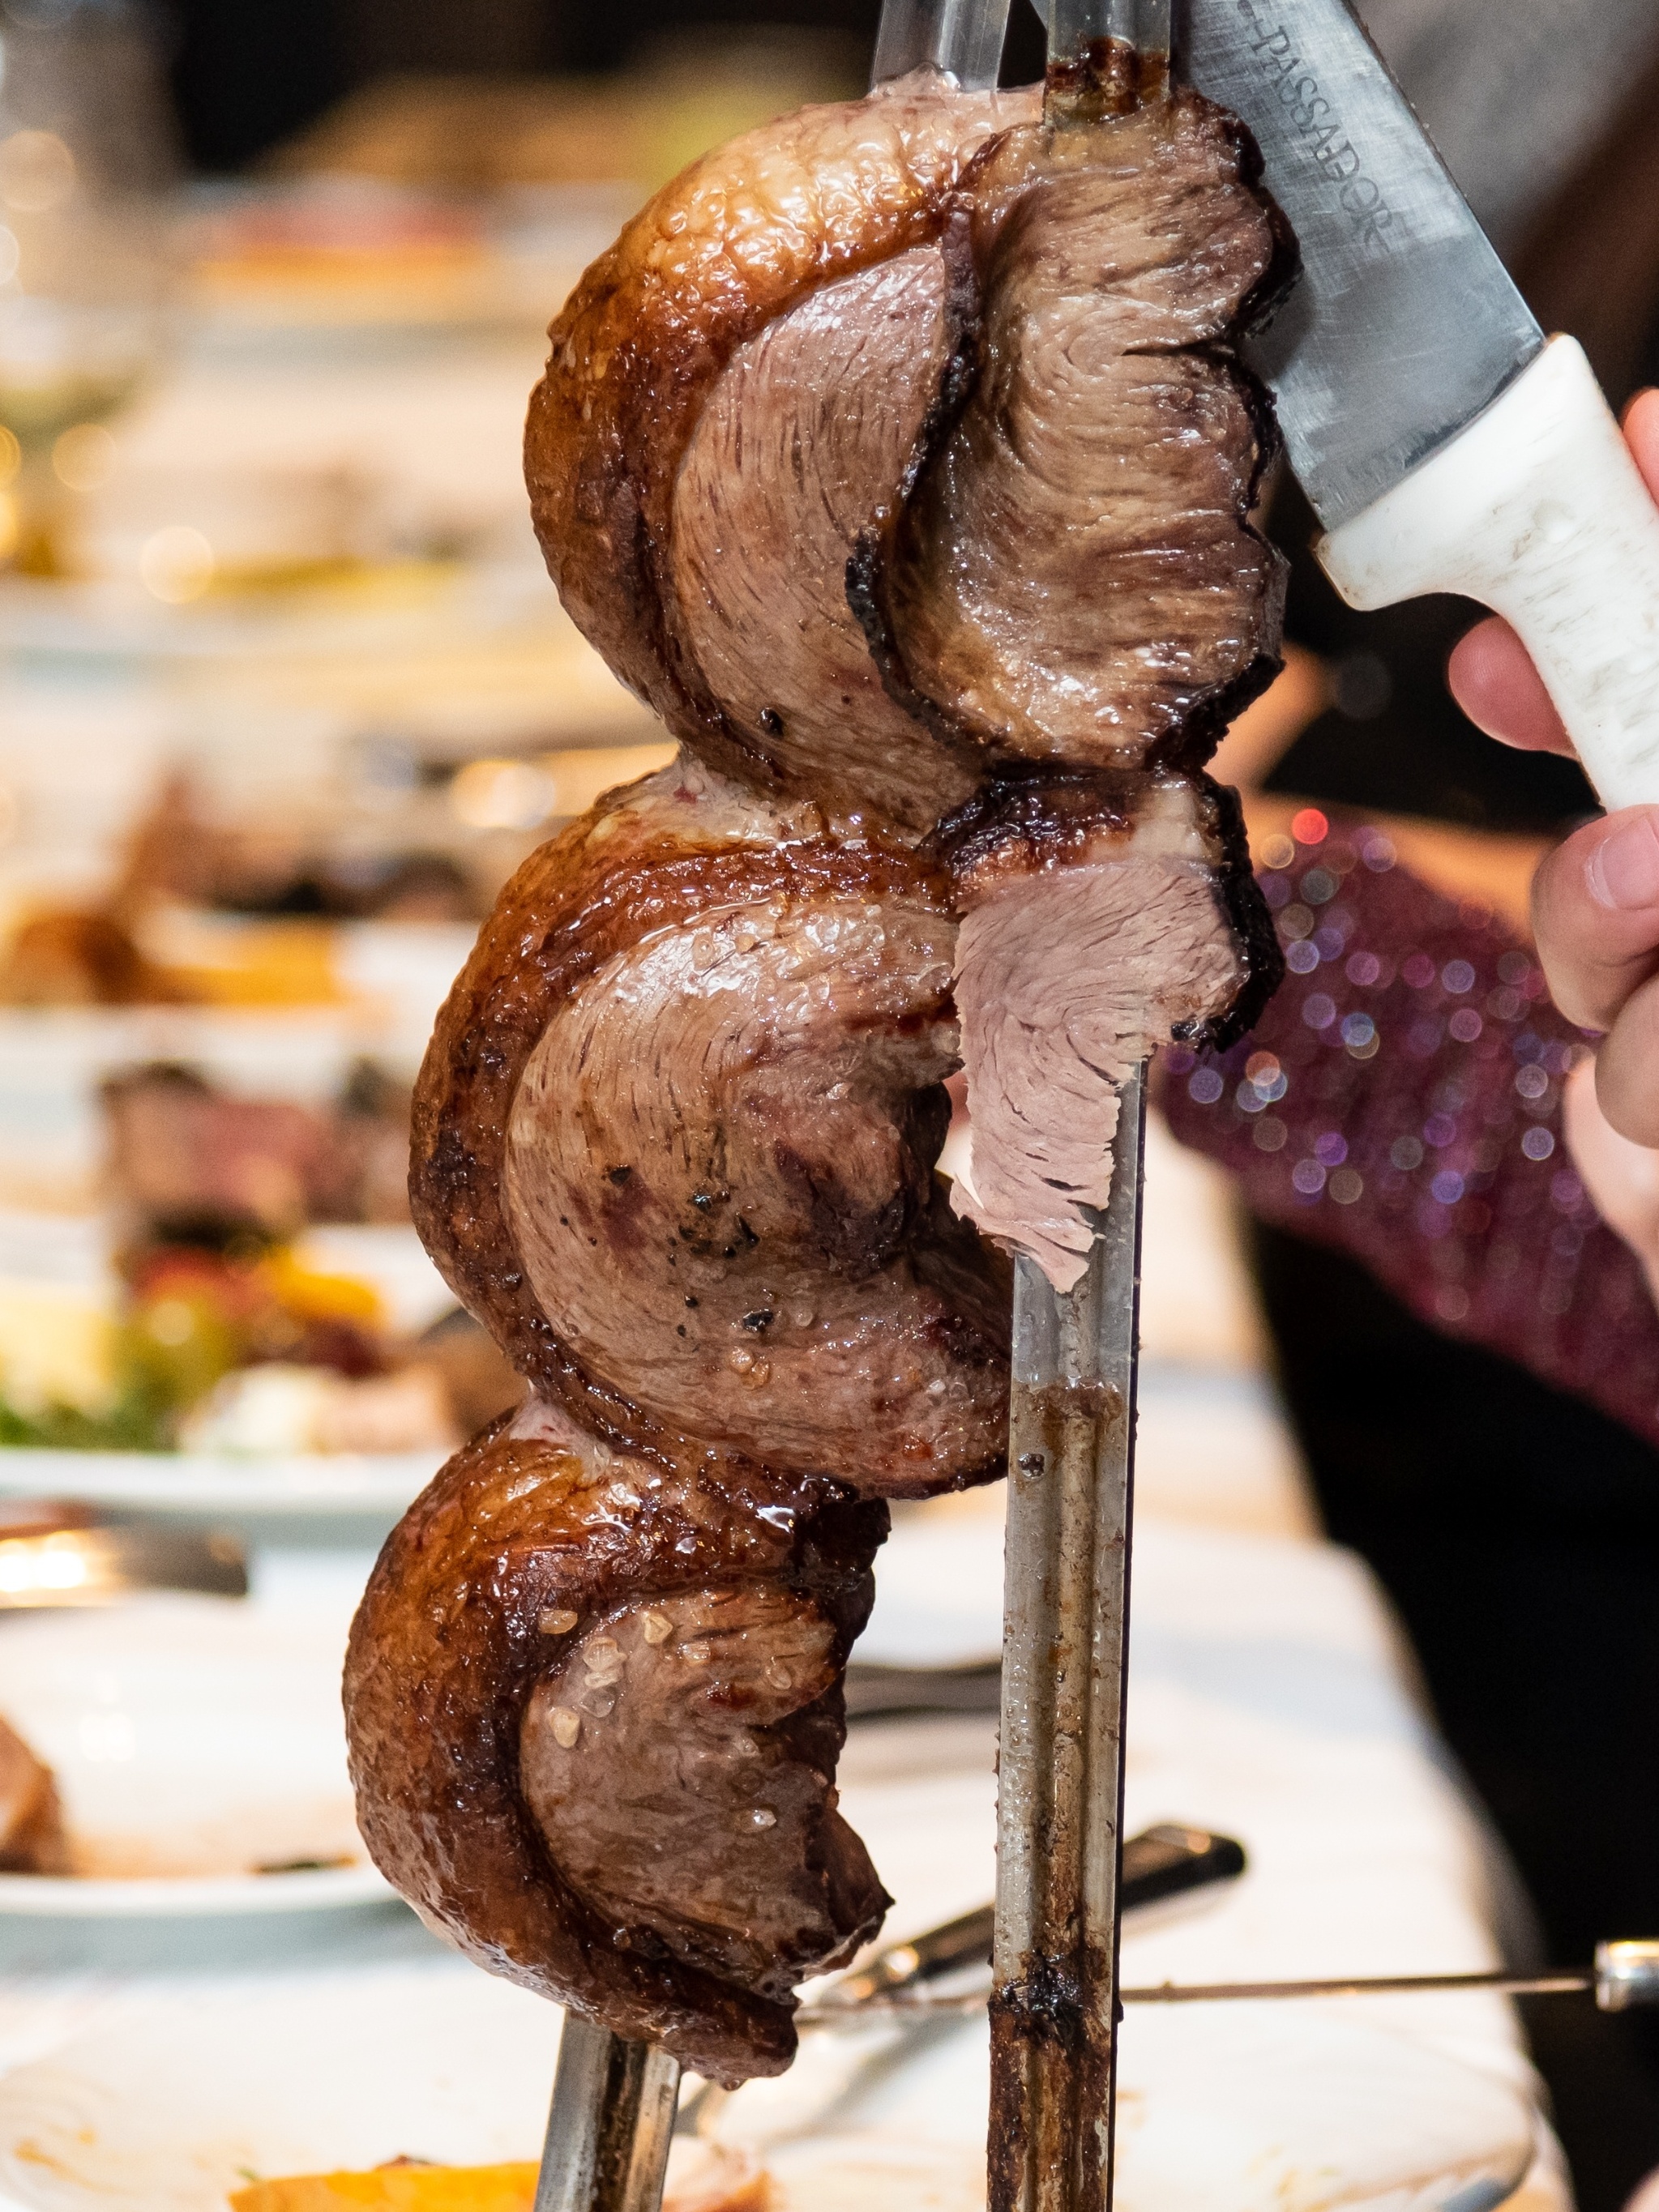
[1046,0,1169,64]
[872,0,1012,91]
[801,1942,1659,2022]
[795,1969,1611,2026]
[1121,1971,1593,2004]
[534,2019,682,2212]
[990,1067,1146,2212]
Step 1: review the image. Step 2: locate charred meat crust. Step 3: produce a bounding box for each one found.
[930,771,1139,882]
[524,76,1038,796]
[1191,775,1286,1053]
[344,1413,888,2083]
[408,770,1011,1498]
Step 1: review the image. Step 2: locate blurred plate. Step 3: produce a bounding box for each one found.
[0,1448,437,1546]
[0,1591,387,1917]
[716,2004,1537,2212]
[0,1966,554,2208]
[0,1961,1538,2212]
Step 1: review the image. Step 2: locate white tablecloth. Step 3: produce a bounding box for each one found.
[0,1505,1573,2210]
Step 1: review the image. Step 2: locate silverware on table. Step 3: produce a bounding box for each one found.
[787,1939,1659,2022]
[0,1518,246,1608]
[674,1823,1245,2137]
[844,1659,1001,1721]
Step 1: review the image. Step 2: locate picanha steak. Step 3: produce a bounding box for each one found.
[344,48,1293,2088]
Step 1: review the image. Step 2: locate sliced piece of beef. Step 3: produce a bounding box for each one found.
[670,249,976,831]
[857,83,1293,775]
[944,775,1271,1291]
[526,73,1037,815]
[412,754,1010,1499]
[344,1392,885,2084]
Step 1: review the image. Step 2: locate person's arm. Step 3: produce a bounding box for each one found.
[1448,388,1659,1146]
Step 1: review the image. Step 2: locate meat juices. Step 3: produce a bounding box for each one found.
[345,56,1291,2086]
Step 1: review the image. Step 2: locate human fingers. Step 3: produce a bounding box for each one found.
[1445,390,1659,761]
[1563,1058,1659,1291]
[1530,808,1659,1032]
[1447,617,1573,754]
[1593,971,1659,1147]
[1623,385,1659,495]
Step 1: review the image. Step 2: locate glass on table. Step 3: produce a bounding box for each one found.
[0,0,177,574]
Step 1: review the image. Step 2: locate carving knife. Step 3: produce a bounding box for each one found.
[1182,0,1659,810]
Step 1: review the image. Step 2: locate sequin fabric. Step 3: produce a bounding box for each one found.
[1163,809,1659,1450]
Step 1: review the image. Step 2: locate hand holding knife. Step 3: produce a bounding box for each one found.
[1184,0,1659,815]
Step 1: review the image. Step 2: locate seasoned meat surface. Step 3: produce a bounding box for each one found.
[348,49,1290,2086]
[348,1393,886,2080]
[862,87,1289,772]
[503,841,1004,1488]
[526,73,1037,793]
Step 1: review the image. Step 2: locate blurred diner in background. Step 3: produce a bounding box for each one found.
[0,2,1657,2209]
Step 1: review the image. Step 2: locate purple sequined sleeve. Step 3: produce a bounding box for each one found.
[1163,814,1659,1454]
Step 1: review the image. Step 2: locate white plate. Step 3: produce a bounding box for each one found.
[0,1592,387,1915]
[714,2005,1536,2212]
[0,1966,554,2209]
[0,1861,387,1919]
[0,1963,1537,2212]
[0,1446,437,1553]
[0,1446,438,1519]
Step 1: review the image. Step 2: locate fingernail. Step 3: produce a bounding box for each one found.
[1588,812,1659,911]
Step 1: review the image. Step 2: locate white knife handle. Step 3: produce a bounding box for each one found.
[1318,336,1659,813]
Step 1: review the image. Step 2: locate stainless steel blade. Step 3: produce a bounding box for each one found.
[0,1523,246,1608]
[990,1066,1145,2212]
[1181,0,1543,531]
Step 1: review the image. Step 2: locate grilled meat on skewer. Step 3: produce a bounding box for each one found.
[346,54,1292,2086]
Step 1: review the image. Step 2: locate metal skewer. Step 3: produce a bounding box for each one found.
[530,7,1015,2208]
[795,1939,1659,2023]
[991,1069,1146,2212]
[534,2022,681,2212]
[989,15,1172,2212]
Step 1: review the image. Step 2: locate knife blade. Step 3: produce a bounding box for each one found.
[1184,0,1659,813]
[1182,0,1541,535]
